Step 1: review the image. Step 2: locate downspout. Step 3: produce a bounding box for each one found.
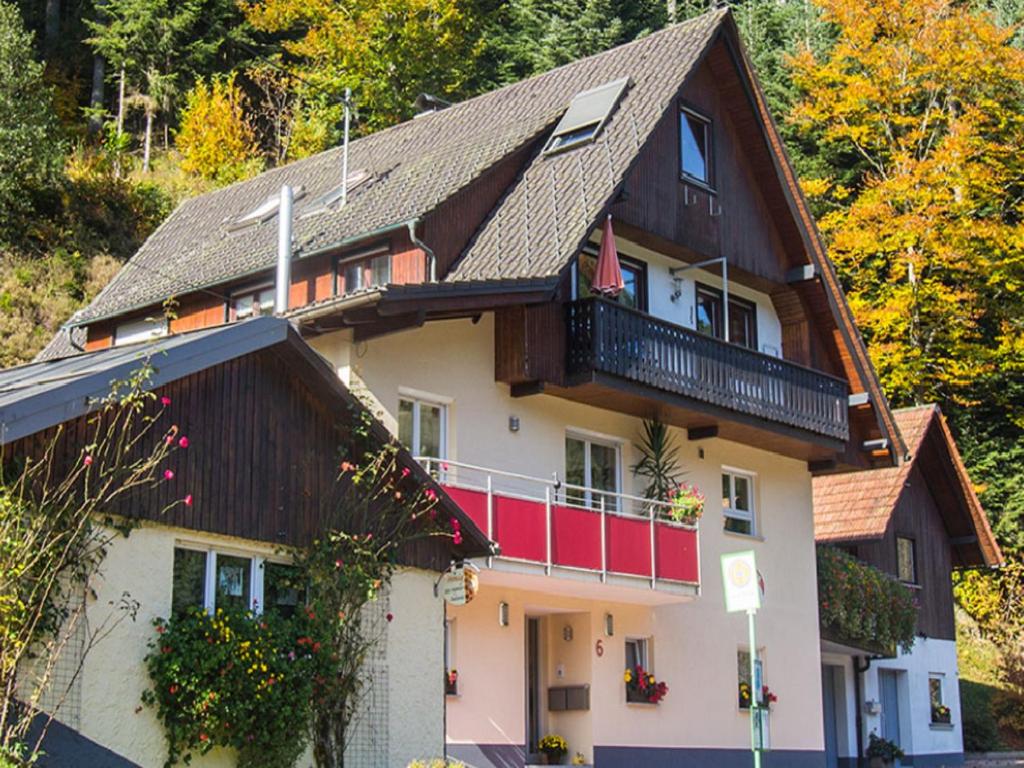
[275,185,294,314]
[407,219,437,283]
[854,655,872,765]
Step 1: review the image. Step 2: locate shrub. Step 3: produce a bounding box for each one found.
[176,76,263,186]
[960,680,1001,752]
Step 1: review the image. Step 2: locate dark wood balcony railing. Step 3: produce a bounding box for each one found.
[566,298,849,441]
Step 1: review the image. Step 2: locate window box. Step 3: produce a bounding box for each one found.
[625,687,658,705]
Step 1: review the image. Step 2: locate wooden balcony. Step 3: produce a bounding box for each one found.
[420,458,700,600]
[563,298,849,452]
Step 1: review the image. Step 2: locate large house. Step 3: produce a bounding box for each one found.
[36,8,908,767]
[815,405,1002,768]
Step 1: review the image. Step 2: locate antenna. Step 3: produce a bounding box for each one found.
[341,88,353,207]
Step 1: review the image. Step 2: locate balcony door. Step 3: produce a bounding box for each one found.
[565,433,620,510]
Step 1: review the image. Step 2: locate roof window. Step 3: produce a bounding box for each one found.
[543,77,630,155]
[226,186,306,230]
[303,169,372,216]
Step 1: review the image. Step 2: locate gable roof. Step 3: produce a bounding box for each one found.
[62,10,727,331]
[0,317,492,559]
[813,405,1002,567]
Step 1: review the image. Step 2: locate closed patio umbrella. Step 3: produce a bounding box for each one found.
[591,214,624,298]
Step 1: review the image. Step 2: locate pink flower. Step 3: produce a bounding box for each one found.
[450,517,461,531]
[441,462,450,472]
[335,559,343,569]
[160,396,171,407]
[401,467,410,478]
[178,436,189,448]
[164,469,175,480]
[165,434,174,445]
[83,455,93,466]
[183,494,193,507]
[386,612,394,622]
[453,532,463,545]
[425,488,437,501]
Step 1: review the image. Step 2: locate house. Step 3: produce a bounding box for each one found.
[814,405,1003,768]
[35,7,908,766]
[1,317,491,767]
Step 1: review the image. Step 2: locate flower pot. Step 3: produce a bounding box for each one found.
[868,758,894,768]
[542,751,565,765]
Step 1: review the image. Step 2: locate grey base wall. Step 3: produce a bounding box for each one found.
[835,755,964,768]
[448,744,825,768]
[448,742,527,768]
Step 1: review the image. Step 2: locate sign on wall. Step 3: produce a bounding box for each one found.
[721,550,760,613]
[442,562,479,605]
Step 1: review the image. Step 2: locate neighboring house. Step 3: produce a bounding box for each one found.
[35,8,909,767]
[814,405,1003,768]
[0,317,491,767]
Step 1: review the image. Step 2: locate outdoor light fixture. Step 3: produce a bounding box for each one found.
[509,415,520,433]
[604,613,614,637]
[498,601,510,627]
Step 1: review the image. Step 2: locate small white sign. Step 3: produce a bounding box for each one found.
[721,550,761,613]
[443,565,468,605]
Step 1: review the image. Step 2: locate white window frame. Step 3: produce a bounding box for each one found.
[625,637,650,672]
[398,391,449,459]
[337,243,391,294]
[897,536,918,584]
[229,283,275,321]
[173,542,292,615]
[114,316,168,347]
[929,673,945,709]
[738,646,765,711]
[679,106,713,189]
[565,429,623,511]
[722,467,757,537]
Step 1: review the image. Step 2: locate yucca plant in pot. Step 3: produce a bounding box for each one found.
[632,420,681,501]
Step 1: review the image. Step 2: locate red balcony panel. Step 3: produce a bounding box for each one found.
[550,504,602,570]
[492,495,548,562]
[605,515,652,577]
[655,524,699,583]
[443,486,489,533]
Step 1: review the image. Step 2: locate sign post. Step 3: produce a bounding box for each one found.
[721,551,763,768]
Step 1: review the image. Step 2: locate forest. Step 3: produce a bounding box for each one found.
[0,0,1022,748]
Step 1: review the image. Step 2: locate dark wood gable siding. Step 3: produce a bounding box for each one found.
[854,462,956,640]
[4,348,455,572]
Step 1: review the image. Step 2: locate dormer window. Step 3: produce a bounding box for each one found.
[335,244,391,295]
[544,78,630,155]
[229,285,275,321]
[680,107,712,187]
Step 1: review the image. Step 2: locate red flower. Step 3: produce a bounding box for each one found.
[169,684,179,695]
[386,612,394,622]
[335,559,344,569]
[83,455,93,466]
[425,488,437,501]
[161,396,172,407]
[401,467,410,478]
[165,434,175,445]
[450,517,461,531]
[184,494,193,507]
[162,646,172,654]
[453,532,463,545]
[179,436,189,448]
[164,469,175,480]
[198,733,208,743]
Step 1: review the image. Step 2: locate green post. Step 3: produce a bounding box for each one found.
[748,607,761,768]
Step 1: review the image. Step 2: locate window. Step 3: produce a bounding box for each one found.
[680,108,712,186]
[398,395,447,458]
[544,77,630,155]
[625,637,649,672]
[336,245,391,295]
[228,187,306,230]
[573,248,648,311]
[722,470,756,536]
[445,619,458,695]
[114,316,168,346]
[229,286,275,321]
[171,546,298,617]
[897,536,917,583]
[695,283,758,350]
[565,433,621,510]
[738,648,764,709]
[929,674,950,723]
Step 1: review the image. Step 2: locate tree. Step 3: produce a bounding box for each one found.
[242,0,483,132]
[176,76,263,185]
[789,0,1024,414]
[0,1,63,238]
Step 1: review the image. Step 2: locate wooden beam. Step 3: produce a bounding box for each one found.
[808,459,837,474]
[950,535,979,547]
[687,425,718,441]
[510,381,545,398]
[785,264,817,284]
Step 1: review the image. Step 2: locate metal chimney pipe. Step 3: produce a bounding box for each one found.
[275,184,294,314]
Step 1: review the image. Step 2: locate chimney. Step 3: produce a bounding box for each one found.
[275,184,293,314]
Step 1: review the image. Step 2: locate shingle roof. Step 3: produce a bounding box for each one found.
[813,405,1002,566]
[64,9,727,329]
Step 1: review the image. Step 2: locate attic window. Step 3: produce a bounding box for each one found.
[303,169,372,216]
[543,77,630,155]
[227,186,306,230]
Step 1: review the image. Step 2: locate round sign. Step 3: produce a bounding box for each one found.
[728,559,754,589]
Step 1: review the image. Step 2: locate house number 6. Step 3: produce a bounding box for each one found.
[595,639,604,657]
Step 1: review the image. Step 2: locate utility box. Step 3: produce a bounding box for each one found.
[548,684,590,711]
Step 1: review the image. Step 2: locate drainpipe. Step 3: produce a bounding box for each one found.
[275,185,294,315]
[407,219,437,283]
[854,655,872,766]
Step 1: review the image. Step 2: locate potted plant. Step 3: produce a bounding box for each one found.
[624,665,669,704]
[667,482,705,523]
[445,668,458,696]
[931,703,951,724]
[866,733,904,768]
[538,734,568,765]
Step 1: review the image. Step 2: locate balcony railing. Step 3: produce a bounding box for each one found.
[566,298,849,441]
[418,457,700,590]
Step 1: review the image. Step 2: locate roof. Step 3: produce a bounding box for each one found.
[0,317,492,558]
[813,405,1002,567]
[62,9,727,330]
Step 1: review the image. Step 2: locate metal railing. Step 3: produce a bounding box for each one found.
[417,457,700,588]
[566,297,849,441]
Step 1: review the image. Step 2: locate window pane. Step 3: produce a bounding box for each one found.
[215,555,251,612]
[590,442,618,494]
[369,254,390,287]
[565,436,586,503]
[729,301,756,349]
[418,403,443,458]
[681,113,708,182]
[733,476,751,512]
[576,253,598,300]
[344,261,362,293]
[257,288,275,312]
[724,516,753,536]
[930,677,943,707]
[234,295,255,319]
[898,538,916,582]
[172,548,206,616]
[722,474,731,509]
[619,264,643,310]
[696,289,721,338]
[398,399,414,451]
[626,640,639,671]
[264,562,301,619]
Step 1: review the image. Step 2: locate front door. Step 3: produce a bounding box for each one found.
[879,669,902,747]
[526,618,542,761]
[821,665,841,768]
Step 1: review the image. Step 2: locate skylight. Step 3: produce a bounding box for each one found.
[303,169,372,216]
[543,77,630,155]
[227,186,306,230]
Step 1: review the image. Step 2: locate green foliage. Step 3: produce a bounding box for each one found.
[176,76,263,185]
[0,1,64,238]
[143,606,331,768]
[816,545,918,654]
[960,679,1002,752]
[631,420,682,501]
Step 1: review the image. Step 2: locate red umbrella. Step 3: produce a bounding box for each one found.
[591,214,625,298]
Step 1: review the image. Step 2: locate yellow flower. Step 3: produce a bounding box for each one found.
[623,671,632,683]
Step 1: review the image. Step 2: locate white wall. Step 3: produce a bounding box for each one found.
[311,316,824,756]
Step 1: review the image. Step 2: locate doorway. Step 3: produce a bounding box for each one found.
[879,669,902,748]
[526,617,543,762]
[821,665,842,768]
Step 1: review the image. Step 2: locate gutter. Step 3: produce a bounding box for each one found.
[406,219,437,283]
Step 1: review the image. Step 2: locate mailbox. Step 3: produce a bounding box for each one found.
[548,684,590,711]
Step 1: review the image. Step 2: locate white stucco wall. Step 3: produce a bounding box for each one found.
[310,316,824,756]
[69,523,440,768]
